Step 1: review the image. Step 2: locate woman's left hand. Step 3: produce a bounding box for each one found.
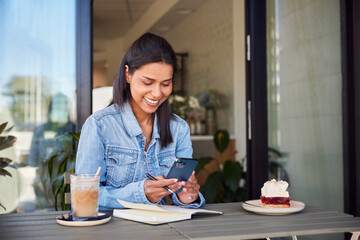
[176,171,200,204]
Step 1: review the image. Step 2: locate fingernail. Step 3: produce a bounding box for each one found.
[173,179,178,182]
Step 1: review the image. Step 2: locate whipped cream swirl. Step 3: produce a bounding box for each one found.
[261,179,289,197]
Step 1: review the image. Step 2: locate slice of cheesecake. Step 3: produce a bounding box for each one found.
[260,179,290,208]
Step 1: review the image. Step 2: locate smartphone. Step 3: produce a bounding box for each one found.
[165,158,198,193]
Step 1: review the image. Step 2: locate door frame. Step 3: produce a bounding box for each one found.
[245,0,268,200]
[341,0,360,217]
[76,0,92,130]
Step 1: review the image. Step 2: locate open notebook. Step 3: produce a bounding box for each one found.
[113,199,223,225]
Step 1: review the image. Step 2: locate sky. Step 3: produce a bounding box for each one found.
[0,0,76,98]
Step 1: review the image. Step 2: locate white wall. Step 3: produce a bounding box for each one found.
[164,0,234,134]
[93,61,108,88]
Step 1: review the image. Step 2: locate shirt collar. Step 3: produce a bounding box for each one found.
[117,101,160,139]
[152,113,160,139]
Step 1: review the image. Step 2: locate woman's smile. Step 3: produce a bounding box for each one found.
[144,97,160,106]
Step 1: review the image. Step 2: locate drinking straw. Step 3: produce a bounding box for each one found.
[95,167,101,177]
[88,167,101,191]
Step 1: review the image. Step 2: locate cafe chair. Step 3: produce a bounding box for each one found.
[64,172,74,205]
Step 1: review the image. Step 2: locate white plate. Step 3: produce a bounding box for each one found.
[242,199,305,215]
[56,213,111,227]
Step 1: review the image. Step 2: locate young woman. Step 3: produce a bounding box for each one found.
[76,33,205,210]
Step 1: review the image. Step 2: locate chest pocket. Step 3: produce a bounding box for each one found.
[157,150,176,176]
[106,147,138,188]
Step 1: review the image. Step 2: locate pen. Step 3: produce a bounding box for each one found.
[146,173,175,194]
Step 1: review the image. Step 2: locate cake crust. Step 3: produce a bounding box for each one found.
[261,203,290,208]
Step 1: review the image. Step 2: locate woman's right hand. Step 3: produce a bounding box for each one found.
[144,175,183,203]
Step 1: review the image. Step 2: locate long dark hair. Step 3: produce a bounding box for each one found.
[110,33,177,148]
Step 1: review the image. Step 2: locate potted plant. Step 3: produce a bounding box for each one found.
[46,132,80,210]
[196,89,227,135]
[195,130,246,203]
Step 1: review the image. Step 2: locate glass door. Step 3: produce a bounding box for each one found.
[266,1,343,239]
[0,0,77,213]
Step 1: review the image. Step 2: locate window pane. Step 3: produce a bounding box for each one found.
[0,0,76,212]
[266,2,343,240]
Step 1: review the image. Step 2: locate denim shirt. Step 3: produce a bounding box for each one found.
[75,102,205,210]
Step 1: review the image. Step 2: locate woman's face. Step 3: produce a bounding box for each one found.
[126,62,173,117]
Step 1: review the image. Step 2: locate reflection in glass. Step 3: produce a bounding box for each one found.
[29,93,75,167]
[0,0,76,212]
[266,2,343,239]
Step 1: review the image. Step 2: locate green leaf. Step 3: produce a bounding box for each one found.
[0,136,17,151]
[47,153,58,179]
[54,196,58,211]
[0,168,12,177]
[0,122,7,135]
[0,158,12,168]
[5,125,15,133]
[60,185,66,210]
[72,152,77,163]
[195,157,213,174]
[213,130,229,153]
[200,172,223,203]
[55,181,64,211]
[223,160,242,193]
[58,152,71,174]
[52,174,64,195]
[52,175,64,211]
[68,132,80,142]
[67,154,76,173]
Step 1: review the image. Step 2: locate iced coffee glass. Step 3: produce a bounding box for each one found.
[70,174,100,220]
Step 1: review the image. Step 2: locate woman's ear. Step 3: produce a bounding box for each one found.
[125,65,130,83]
